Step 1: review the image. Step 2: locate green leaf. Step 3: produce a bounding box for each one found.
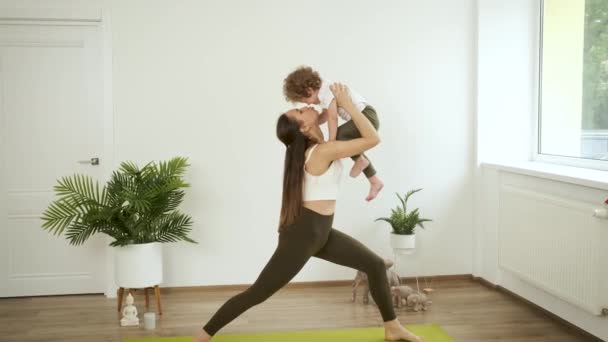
[41,157,196,246]
[376,188,430,234]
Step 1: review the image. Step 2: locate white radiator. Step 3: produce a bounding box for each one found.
[498,184,607,315]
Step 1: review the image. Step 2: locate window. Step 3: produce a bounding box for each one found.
[538,0,608,169]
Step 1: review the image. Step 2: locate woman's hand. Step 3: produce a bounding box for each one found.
[330,82,354,109]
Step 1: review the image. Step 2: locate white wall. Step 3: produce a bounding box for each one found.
[476,0,537,165]
[475,0,540,283]
[108,0,476,287]
[0,0,476,288]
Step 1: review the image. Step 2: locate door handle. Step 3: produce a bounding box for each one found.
[77,157,99,166]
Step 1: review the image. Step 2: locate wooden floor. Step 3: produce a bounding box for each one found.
[0,278,599,342]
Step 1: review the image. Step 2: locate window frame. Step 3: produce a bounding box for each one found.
[533,0,608,171]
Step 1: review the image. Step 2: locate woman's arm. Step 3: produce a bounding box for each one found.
[317,83,380,160]
[326,100,339,141]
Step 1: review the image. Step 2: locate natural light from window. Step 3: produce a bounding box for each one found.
[539,0,608,166]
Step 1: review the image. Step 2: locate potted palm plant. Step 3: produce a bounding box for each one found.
[41,157,196,289]
[375,189,431,254]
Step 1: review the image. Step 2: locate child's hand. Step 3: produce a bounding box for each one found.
[330,83,353,109]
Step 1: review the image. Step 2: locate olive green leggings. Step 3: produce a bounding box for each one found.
[202,207,396,336]
[336,105,379,178]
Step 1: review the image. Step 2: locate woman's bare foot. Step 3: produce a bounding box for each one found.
[366,175,384,201]
[193,329,212,342]
[384,319,425,342]
[350,156,370,177]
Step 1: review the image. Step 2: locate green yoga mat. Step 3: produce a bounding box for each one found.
[123,324,453,342]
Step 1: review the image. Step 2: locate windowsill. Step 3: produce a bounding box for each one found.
[481,160,608,191]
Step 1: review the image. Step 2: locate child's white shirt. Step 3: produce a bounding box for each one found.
[317,79,368,121]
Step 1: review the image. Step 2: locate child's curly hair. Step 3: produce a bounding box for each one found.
[283,66,322,102]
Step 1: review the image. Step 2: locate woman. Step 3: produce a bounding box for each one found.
[194,84,425,342]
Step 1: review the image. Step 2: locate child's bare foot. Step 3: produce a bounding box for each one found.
[366,175,384,201]
[193,329,212,342]
[384,319,425,342]
[350,156,370,177]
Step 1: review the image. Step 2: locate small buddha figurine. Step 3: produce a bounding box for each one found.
[120,293,139,326]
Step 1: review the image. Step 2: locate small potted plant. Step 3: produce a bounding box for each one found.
[375,189,431,254]
[41,157,196,289]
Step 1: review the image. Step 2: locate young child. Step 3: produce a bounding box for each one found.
[283,66,383,201]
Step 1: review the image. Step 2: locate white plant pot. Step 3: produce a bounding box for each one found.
[114,242,163,288]
[390,233,416,255]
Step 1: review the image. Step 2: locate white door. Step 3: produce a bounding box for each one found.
[0,22,108,297]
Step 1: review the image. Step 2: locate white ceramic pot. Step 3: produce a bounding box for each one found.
[114,242,163,288]
[390,233,416,254]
